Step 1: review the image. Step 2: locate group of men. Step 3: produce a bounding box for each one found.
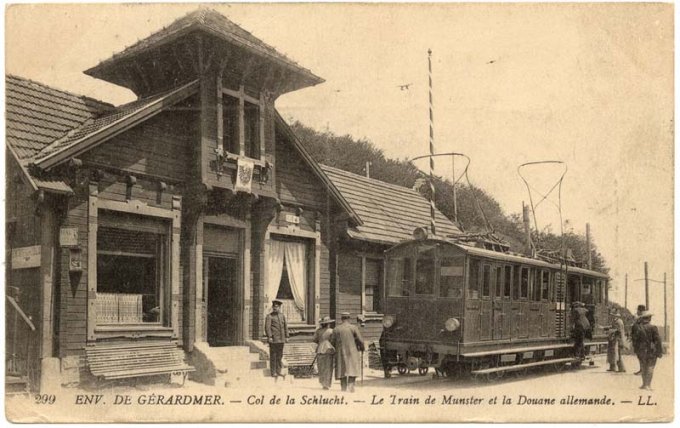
[605,305,664,390]
[264,299,365,391]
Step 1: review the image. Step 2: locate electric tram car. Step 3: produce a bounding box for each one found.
[380,228,610,379]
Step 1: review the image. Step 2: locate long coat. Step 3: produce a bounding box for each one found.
[265,312,288,343]
[636,321,663,362]
[332,321,364,379]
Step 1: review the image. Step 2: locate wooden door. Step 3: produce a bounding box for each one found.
[479,264,493,341]
[492,266,504,340]
[206,256,239,346]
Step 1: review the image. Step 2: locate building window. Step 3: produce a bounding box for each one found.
[244,101,261,159]
[364,258,382,313]
[266,239,308,323]
[222,94,239,154]
[221,87,264,161]
[96,220,168,325]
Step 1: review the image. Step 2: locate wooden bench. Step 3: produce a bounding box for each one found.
[86,341,194,384]
[283,342,317,377]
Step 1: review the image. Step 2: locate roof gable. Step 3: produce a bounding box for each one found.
[85,8,323,93]
[6,75,112,161]
[320,165,463,245]
[33,80,199,169]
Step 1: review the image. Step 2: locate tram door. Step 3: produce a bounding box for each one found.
[492,266,504,340]
[479,264,493,341]
[501,265,513,339]
[518,266,530,338]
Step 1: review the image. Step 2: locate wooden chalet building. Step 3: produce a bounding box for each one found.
[322,165,462,343]
[6,9,363,390]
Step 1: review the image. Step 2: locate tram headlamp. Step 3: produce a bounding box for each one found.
[444,317,460,332]
[383,315,396,328]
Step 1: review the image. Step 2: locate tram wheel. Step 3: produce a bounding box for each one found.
[397,365,408,375]
[418,367,429,376]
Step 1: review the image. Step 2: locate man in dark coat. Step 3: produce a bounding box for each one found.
[635,311,663,390]
[332,312,365,392]
[265,299,288,380]
[630,304,646,375]
[571,302,590,361]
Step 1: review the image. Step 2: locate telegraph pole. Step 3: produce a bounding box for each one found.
[624,273,628,311]
[663,272,667,340]
[644,262,649,310]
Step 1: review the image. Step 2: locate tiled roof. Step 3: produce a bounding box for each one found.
[85,8,323,86]
[320,165,463,245]
[33,81,198,166]
[6,75,112,161]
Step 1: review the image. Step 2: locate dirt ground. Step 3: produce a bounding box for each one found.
[5,353,673,423]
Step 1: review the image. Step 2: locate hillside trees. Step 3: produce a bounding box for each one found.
[289,120,607,272]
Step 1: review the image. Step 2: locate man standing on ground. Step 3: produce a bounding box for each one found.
[571,301,590,362]
[631,304,646,375]
[636,311,663,390]
[332,312,365,392]
[265,299,288,380]
[606,309,627,372]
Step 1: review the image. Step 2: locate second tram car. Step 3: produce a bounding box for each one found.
[380,230,609,378]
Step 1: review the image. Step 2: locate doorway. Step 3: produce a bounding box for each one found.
[206,256,239,346]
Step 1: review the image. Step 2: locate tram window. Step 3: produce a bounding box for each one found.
[415,247,436,295]
[504,266,512,298]
[541,270,550,301]
[468,259,480,299]
[593,280,601,304]
[481,265,491,297]
[520,267,529,299]
[495,267,503,298]
[513,266,521,299]
[532,269,541,301]
[387,257,412,297]
[440,257,464,298]
[582,281,593,304]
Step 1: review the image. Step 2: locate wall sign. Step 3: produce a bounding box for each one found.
[59,227,79,247]
[285,214,300,224]
[12,245,41,269]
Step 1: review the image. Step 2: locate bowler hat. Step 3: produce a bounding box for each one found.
[319,316,334,325]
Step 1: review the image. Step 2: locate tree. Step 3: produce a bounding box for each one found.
[289,120,607,273]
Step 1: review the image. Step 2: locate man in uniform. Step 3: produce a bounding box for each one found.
[606,308,627,372]
[332,312,365,392]
[635,311,663,390]
[571,301,590,362]
[630,304,646,375]
[265,299,288,380]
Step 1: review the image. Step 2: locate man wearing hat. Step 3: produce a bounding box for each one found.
[606,308,627,372]
[265,299,288,380]
[635,311,663,390]
[332,312,365,392]
[630,304,647,375]
[313,316,335,390]
[570,301,590,363]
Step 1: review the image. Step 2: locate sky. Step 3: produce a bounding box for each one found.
[5,3,674,316]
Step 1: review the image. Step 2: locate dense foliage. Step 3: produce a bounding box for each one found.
[290,120,608,274]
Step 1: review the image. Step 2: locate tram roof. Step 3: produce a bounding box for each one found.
[388,237,609,279]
